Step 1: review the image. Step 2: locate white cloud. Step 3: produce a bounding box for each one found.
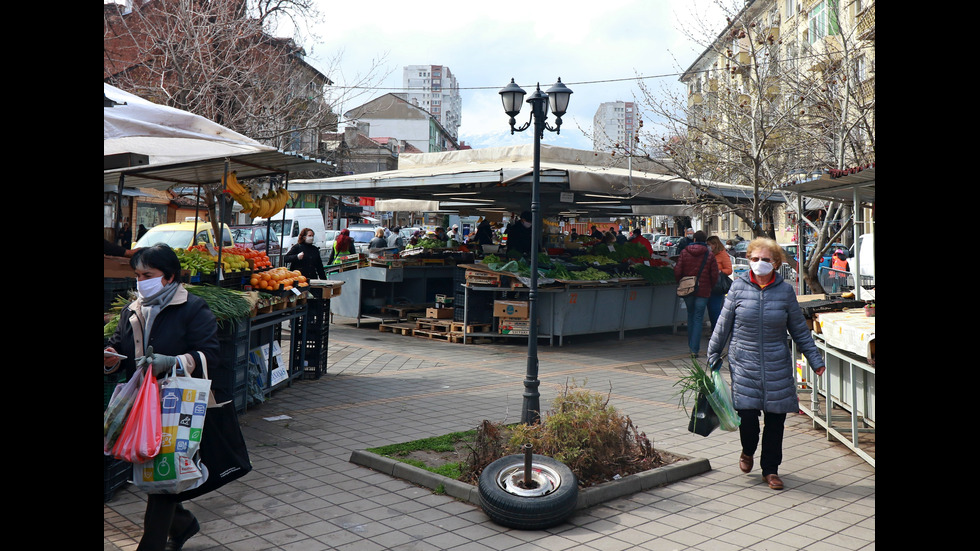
[304,0,716,151]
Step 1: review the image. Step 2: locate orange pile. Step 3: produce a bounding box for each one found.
[249,267,308,291]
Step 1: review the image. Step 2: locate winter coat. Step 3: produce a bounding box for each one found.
[284,242,327,280]
[707,272,826,414]
[673,243,719,298]
[107,286,228,403]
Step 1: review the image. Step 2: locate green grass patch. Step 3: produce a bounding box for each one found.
[366,429,478,480]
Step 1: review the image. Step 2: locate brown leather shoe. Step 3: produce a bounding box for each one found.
[763,474,783,490]
[739,453,753,473]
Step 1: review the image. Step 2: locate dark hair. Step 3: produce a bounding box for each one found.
[693,230,707,242]
[131,244,181,281]
[632,228,641,236]
[300,227,314,238]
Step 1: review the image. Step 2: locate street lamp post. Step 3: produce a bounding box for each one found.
[499,78,573,425]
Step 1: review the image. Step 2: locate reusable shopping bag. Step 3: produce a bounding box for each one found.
[133,367,211,494]
[104,367,145,453]
[704,370,740,431]
[110,368,162,463]
[177,399,252,500]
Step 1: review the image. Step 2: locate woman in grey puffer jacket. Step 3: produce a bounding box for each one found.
[707,238,826,490]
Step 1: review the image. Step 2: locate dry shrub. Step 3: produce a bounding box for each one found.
[462,382,664,487]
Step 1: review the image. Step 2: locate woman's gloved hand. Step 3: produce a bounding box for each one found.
[136,345,178,378]
[709,359,723,372]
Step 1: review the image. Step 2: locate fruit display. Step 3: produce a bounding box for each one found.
[249,267,309,291]
[222,245,273,270]
[175,247,217,275]
[223,171,291,219]
[177,245,249,275]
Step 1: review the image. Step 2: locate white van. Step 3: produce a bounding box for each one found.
[256,208,327,252]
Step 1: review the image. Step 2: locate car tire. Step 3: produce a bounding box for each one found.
[478,454,578,530]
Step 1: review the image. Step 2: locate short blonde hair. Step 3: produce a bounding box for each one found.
[745,237,783,269]
[375,227,385,237]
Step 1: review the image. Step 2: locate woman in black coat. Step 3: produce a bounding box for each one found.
[284,228,327,281]
[104,245,224,551]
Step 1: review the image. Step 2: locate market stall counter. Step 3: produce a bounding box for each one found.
[458,263,682,346]
[795,296,876,467]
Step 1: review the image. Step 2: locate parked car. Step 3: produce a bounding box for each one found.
[230,225,282,256]
[345,224,382,253]
[732,240,749,258]
[133,220,232,250]
[322,229,340,254]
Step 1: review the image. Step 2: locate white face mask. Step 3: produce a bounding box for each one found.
[750,260,774,277]
[137,276,165,299]
[305,235,314,244]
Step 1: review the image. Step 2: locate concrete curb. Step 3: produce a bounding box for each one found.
[348,450,711,510]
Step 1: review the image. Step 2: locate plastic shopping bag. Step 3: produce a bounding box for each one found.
[104,368,144,453]
[110,368,163,463]
[688,392,720,436]
[133,370,211,494]
[704,370,740,431]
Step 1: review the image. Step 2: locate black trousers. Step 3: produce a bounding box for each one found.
[138,494,195,551]
[737,409,787,476]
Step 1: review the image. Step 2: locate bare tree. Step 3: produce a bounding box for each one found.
[600,0,874,293]
[105,0,390,234]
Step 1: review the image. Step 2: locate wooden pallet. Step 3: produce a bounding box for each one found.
[450,322,491,335]
[415,318,453,333]
[378,322,416,335]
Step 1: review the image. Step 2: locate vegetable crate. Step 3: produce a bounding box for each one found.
[103,277,135,312]
[293,298,330,380]
[217,317,250,413]
[104,455,130,502]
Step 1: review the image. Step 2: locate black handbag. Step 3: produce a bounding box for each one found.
[713,273,732,295]
[687,392,720,437]
[177,401,251,500]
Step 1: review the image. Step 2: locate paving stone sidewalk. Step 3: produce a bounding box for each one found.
[104,321,875,551]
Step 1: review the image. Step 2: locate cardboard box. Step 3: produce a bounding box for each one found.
[493,300,529,319]
[499,319,533,335]
[426,307,454,319]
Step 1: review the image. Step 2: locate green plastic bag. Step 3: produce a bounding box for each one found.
[704,370,740,431]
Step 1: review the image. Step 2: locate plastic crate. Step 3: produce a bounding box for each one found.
[104,278,135,312]
[454,290,494,324]
[104,455,131,502]
[294,299,330,379]
[216,318,250,412]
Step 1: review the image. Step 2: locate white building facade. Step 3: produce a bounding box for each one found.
[592,101,637,153]
[403,65,462,141]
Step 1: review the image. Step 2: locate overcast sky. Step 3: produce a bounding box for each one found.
[298,0,724,151]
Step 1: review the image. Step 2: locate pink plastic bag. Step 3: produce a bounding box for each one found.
[110,368,162,463]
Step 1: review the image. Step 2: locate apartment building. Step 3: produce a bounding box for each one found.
[678,0,875,243]
[403,65,462,141]
[592,101,637,153]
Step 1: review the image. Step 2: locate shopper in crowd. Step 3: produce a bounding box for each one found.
[285,228,327,282]
[831,249,850,292]
[590,225,603,240]
[506,211,535,258]
[387,227,405,250]
[628,228,654,255]
[707,237,826,491]
[329,228,355,264]
[104,244,226,551]
[474,219,493,245]
[673,230,719,356]
[368,227,388,249]
[706,235,733,327]
[676,228,695,253]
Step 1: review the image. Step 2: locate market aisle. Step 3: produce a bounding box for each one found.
[104,322,875,551]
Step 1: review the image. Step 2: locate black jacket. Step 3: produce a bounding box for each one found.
[284,242,327,280]
[107,287,227,402]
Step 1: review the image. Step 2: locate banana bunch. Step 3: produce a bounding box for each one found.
[223,172,255,212]
[246,187,290,218]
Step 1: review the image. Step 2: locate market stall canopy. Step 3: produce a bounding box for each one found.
[288,144,695,217]
[104,83,330,191]
[776,167,875,204]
